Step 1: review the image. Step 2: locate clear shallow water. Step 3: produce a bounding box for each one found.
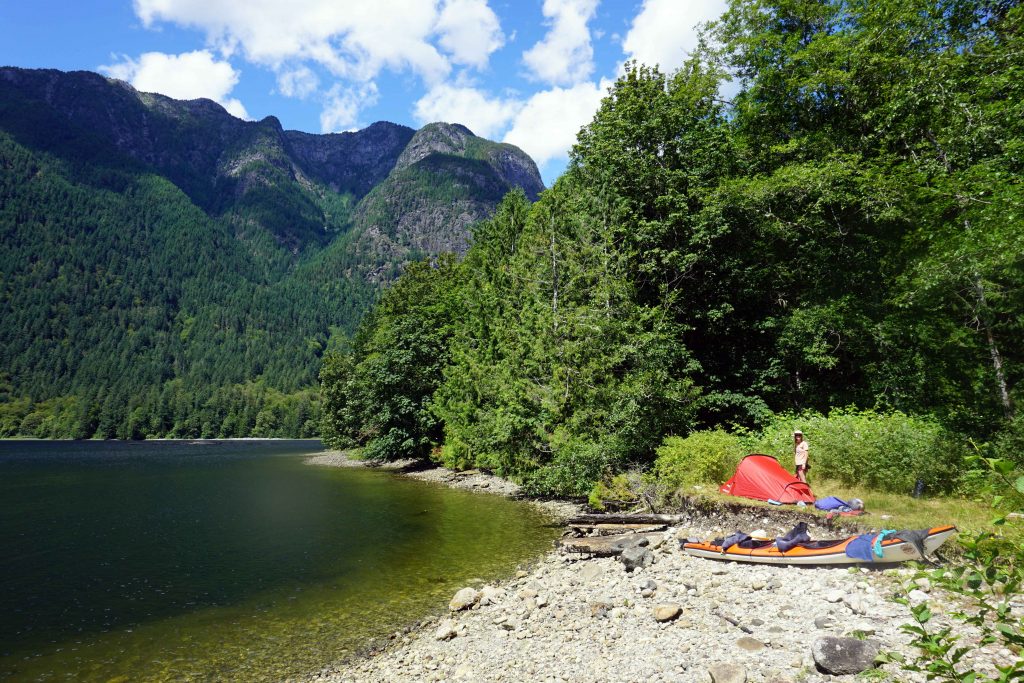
[0,440,558,682]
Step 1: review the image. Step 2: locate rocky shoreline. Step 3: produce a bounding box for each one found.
[306,450,583,519]
[303,451,1016,683]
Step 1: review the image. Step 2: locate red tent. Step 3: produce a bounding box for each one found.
[719,454,815,504]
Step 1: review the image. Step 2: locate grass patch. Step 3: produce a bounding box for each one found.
[672,477,1023,555]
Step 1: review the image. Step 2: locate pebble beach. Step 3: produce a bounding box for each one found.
[304,452,1021,683]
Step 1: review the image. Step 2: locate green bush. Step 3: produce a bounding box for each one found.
[991,414,1024,469]
[745,409,965,494]
[588,473,640,511]
[653,430,746,490]
[522,438,619,498]
[439,438,474,470]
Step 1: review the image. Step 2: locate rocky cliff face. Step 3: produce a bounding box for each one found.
[284,122,415,199]
[0,66,543,261]
[348,121,544,270]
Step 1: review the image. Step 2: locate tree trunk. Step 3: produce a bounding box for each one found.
[972,274,1014,419]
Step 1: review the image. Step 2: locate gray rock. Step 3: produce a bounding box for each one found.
[653,604,682,622]
[449,587,480,611]
[479,585,505,605]
[736,636,765,652]
[824,589,844,603]
[814,615,836,630]
[435,619,458,640]
[579,563,604,582]
[707,662,747,683]
[620,546,654,572]
[908,589,930,604]
[812,636,882,675]
[843,594,867,615]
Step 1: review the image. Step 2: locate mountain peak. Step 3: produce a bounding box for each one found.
[394,121,477,170]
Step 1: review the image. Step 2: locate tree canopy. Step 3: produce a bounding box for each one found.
[322,0,1023,495]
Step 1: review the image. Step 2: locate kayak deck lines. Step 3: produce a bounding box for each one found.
[682,525,957,566]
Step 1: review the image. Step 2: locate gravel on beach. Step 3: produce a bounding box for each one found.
[303,451,1019,683]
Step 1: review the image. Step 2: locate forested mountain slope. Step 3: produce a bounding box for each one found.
[0,67,543,438]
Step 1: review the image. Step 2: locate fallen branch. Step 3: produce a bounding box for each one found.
[713,610,753,634]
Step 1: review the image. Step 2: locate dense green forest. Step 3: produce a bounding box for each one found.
[0,70,542,439]
[0,131,366,438]
[322,0,1024,495]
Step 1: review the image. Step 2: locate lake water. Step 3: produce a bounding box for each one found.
[0,440,559,682]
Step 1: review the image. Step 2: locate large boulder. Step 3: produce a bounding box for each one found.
[619,546,654,572]
[812,636,882,675]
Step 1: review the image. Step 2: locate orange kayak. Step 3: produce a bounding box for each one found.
[682,525,957,565]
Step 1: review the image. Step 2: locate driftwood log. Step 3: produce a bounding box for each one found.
[557,531,664,556]
[569,523,667,536]
[566,513,685,526]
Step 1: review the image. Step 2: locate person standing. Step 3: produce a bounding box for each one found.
[794,430,809,483]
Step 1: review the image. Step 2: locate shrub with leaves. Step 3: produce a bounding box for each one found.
[746,409,965,494]
[587,470,665,512]
[884,456,1024,682]
[653,430,746,491]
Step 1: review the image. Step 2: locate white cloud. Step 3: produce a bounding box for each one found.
[132,0,486,84]
[503,79,609,166]
[320,82,379,133]
[277,65,319,98]
[101,49,249,118]
[436,0,504,69]
[522,0,598,86]
[622,0,727,73]
[131,1,513,129]
[413,84,521,139]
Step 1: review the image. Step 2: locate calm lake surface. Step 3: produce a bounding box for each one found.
[0,440,559,682]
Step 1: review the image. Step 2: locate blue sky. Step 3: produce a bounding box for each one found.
[0,1,728,185]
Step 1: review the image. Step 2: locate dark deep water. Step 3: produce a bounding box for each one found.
[0,440,558,682]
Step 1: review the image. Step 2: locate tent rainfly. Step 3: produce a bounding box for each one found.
[719,454,815,504]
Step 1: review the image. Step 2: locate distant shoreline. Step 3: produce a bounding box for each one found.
[0,437,322,442]
[306,450,582,519]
